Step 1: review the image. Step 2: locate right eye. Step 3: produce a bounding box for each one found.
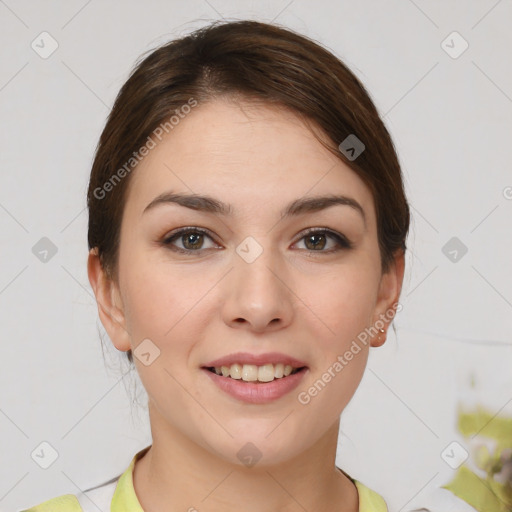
[161,227,221,255]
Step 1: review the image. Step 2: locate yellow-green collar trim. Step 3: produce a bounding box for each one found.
[111,446,149,512]
[354,480,388,511]
[112,446,387,512]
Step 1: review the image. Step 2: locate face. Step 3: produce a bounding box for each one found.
[89,97,403,467]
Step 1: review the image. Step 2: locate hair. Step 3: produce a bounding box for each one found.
[87,19,410,365]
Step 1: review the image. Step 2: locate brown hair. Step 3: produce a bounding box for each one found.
[87,19,410,365]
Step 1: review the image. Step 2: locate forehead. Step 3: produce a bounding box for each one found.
[125,98,375,225]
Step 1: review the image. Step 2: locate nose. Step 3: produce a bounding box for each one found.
[221,243,294,333]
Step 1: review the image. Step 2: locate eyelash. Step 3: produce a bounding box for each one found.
[161,226,353,255]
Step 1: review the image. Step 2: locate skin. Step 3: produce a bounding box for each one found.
[88,97,405,512]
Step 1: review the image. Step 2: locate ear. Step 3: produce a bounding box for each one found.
[87,248,131,352]
[370,249,405,348]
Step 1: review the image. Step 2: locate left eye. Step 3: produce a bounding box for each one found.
[294,229,351,252]
[161,227,351,254]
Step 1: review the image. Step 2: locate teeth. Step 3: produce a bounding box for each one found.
[212,363,300,382]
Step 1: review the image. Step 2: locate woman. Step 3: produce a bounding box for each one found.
[23,19,411,511]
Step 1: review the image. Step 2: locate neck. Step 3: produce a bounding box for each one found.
[132,400,359,512]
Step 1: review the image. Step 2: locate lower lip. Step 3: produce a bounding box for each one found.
[202,367,308,404]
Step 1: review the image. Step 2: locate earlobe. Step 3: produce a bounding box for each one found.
[372,328,387,348]
[370,249,406,348]
[87,248,131,352]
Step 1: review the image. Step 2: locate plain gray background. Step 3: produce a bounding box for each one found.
[1,1,511,511]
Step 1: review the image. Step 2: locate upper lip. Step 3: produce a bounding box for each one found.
[203,352,308,369]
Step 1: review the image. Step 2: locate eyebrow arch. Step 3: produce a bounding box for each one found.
[143,191,366,226]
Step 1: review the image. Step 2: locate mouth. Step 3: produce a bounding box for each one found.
[201,362,309,404]
[203,363,307,383]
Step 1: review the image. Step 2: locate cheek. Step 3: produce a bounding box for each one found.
[295,335,369,436]
[299,263,379,352]
[120,244,189,331]
[119,252,219,361]
[119,259,208,403]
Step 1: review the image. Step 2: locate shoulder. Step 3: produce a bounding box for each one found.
[21,445,151,512]
[19,476,119,512]
[351,480,479,512]
[18,493,83,512]
[406,485,479,512]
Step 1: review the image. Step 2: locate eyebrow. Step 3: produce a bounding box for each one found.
[143,191,366,226]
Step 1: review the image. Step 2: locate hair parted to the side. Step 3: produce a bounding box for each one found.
[87,19,410,365]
